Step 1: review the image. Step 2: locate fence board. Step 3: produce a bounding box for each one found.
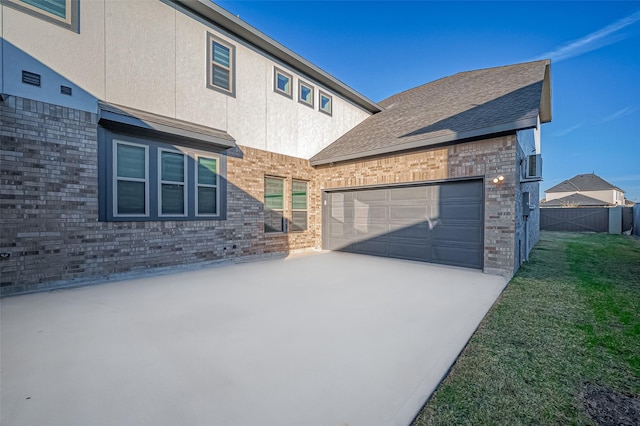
[622,207,633,233]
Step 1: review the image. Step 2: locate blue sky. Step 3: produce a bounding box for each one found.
[217,1,640,201]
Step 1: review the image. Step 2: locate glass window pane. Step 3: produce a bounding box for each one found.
[198,157,217,186]
[291,211,308,232]
[198,187,217,215]
[212,66,230,90]
[265,177,284,209]
[321,95,332,113]
[161,184,184,215]
[117,181,145,215]
[264,210,284,233]
[292,181,307,210]
[161,151,184,182]
[212,42,230,67]
[277,73,290,93]
[300,85,312,103]
[20,0,66,18]
[116,144,146,179]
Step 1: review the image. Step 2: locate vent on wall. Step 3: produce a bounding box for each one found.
[61,86,72,96]
[22,71,41,87]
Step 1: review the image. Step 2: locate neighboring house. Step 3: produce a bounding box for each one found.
[0,0,552,295]
[542,173,625,207]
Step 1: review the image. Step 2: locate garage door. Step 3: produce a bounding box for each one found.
[322,180,484,269]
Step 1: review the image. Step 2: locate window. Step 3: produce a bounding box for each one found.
[207,33,235,96]
[114,141,149,217]
[291,180,308,232]
[274,67,293,98]
[100,132,226,222]
[319,91,332,116]
[298,81,314,108]
[159,149,187,216]
[264,177,285,233]
[4,0,78,31]
[196,156,218,216]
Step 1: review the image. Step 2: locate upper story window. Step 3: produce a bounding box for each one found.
[319,91,332,116]
[207,32,235,96]
[4,0,79,31]
[298,81,314,108]
[274,67,293,99]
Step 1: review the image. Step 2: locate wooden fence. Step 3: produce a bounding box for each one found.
[540,207,634,233]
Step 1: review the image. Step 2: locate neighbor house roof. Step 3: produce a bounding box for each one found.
[541,193,614,208]
[310,60,551,165]
[175,0,381,114]
[546,173,624,193]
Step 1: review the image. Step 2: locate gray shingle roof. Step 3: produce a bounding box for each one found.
[310,60,551,165]
[541,193,614,207]
[546,173,623,193]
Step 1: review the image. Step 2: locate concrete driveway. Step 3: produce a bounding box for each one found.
[1,252,506,426]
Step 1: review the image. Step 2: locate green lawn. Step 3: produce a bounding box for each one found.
[413,232,640,425]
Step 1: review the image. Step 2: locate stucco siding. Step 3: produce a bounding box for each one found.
[105,0,176,117]
[0,0,105,103]
[0,0,371,159]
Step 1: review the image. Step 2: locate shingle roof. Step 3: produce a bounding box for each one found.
[541,193,614,207]
[310,60,551,165]
[546,173,623,193]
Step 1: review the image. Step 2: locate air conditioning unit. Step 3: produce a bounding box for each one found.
[524,154,542,180]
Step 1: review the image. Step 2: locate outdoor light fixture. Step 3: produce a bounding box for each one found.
[492,175,505,184]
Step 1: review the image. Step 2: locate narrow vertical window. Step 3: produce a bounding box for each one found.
[274,67,293,98]
[196,156,218,216]
[264,177,285,233]
[319,91,332,116]
[298,81,314,108]
[159,149,187,216]
[207,33,235,96]
[291,180,308,232]
[114,141,148,217]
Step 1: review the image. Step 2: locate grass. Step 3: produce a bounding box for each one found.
[413,232,640,425]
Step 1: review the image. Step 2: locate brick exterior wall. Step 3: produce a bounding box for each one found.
[514,142,541,270]
[0,97,318,295]
[1,96,523,295]
[315,135,519,275]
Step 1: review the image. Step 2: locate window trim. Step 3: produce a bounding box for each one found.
[298,81,314,108]
[3,0,79,32]
[291,179,308,232]
[319,91,333,116]
[113,140,150,218]
[264,176,286,234]
[195,154,221,218]
[273,67,293,99]
[207,32,236,97]
[158,148,188,218]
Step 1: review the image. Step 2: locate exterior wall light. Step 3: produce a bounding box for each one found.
[492,175,505,184]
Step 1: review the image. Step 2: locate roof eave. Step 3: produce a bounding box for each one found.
[310,116,538,166]
[174,0,382,114]
[539,60,552,123]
